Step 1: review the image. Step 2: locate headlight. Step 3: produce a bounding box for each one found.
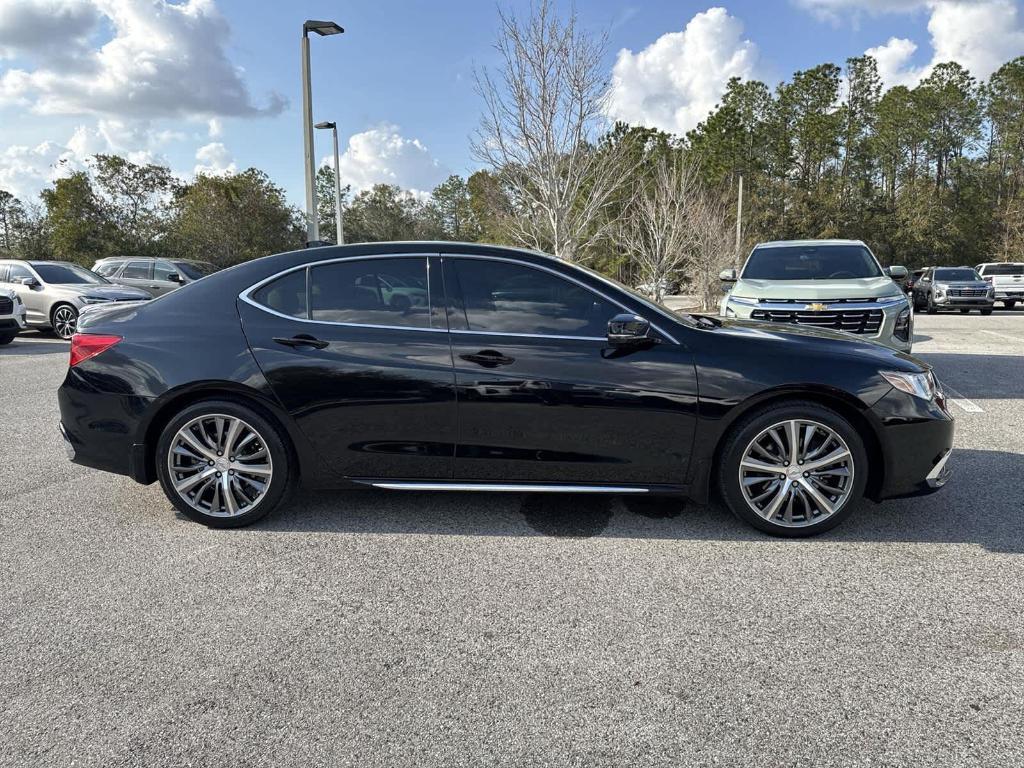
[80,296,112,305]
[881,370,936,401]
[893,307,912,342]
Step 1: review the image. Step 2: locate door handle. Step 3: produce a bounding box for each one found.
[273,334,329,350]
[460,349,515,368]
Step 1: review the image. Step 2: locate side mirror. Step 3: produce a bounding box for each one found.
[166,272,182,284]
[18,276,39,287]
[719,268,737,282]
[886,265,908,279]
[607,313,655,347]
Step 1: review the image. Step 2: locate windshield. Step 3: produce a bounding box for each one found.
[33,263,108,285]
[934,268,981,282]
[174,261,216,280]
[742,245,883,280]
[981,264,1024,276]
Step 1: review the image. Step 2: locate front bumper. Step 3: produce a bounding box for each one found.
[933,295,993,308]
[869,387,955,499]
[723,297,913,352]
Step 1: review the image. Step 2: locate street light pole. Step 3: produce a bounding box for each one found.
[301,20,344,247]
[315,121,344,244]
[735,172,744,260]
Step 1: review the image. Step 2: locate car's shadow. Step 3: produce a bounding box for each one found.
[224,448,1024,554]
[2,335,68,356]
[918,353,1024,399]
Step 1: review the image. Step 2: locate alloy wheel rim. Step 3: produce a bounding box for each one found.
[54,307,76,339]
[738,419,854,527]
[167,414,273,517]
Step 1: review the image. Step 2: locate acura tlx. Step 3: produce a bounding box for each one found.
[58,242,953,537]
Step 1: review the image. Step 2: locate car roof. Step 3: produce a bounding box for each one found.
[753,239,866,249]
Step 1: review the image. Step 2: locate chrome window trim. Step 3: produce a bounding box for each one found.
[443,253,679,344]
[239,252,443,333]
[239,250,680,344]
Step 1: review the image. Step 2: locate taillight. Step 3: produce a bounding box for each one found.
[69,333,122,367]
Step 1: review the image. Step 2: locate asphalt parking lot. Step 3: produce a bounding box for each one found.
[2,312,1023,767]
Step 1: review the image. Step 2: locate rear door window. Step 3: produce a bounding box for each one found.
[310,257,432,328]
[251,269,308,319]
[121,261,152,279]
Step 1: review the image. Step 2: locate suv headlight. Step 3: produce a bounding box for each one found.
[881,370,936,401]
[724,295,757,317]
[893,307,912,342]
[80,296,113,305]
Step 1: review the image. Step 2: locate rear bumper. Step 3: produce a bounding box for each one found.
[58,380,152,481]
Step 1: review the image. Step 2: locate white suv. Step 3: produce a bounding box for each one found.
[975,262,1024,309]
[0,286,28,344]
[720,239,913,352]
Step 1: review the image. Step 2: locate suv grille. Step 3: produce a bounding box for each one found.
[751,308,883,334]
[0,296,12,314]
[947,288,986,297]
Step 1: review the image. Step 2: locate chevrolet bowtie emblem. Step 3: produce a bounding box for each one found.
[805,302,829,311]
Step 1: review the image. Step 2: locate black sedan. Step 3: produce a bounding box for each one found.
[58,242,954,537]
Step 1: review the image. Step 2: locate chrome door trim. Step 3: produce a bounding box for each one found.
[238,252,446,332]
[368,481,649,493]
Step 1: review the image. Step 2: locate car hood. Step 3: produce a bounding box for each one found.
[52,283,152,300]
[710,316,925,372]
[730,276,903,301]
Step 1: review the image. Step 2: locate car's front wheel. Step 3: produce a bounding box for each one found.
[0,333,16,345]
[51,304,78,339]
[718,401,869,537]
[156,400,296,528]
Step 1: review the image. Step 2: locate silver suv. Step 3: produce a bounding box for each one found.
[719,239,913,352]
[0,260,151,339]
[92,257,217,297]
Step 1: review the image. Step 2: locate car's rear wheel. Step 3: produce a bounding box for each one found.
[718,401,868,537]
[0,333,15,345]
[51,304,78,339]
[156,400,296,527]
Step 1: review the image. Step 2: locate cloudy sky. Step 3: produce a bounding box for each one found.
[1,0,1022,206]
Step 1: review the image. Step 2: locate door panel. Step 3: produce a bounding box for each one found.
[238,255,456,480]
[443,257,698,485]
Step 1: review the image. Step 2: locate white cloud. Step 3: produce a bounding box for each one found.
[604,7,760,137]
[865,37,924,88]
[798,0,1024,85]
[0,0,285,118]
[207,117,223,138]
[193,141,235,176]
[329,124,448,199]
[0,141,80,201]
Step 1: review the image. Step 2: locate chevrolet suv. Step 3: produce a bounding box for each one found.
[719,240,913,352]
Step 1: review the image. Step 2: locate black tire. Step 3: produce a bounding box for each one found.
[1005,300,1017,309]
[156,399,297,528]
[50,303,78,339]
[0,333,15,345]
[959,308,970,314]
[717,400,869,538]
[912,293,923,311]
[981,307,993,316]
[926,293,937,314]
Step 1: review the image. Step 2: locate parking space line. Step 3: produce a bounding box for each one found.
[979,329,1024,343]
[941,383,984,413]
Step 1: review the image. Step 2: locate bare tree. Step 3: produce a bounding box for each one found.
[472,1,629,261]
[688,188,735,312]
[620,156,700,302]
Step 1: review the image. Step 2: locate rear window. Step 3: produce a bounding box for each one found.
[934,268,980,281]
[742,245,882,280]
[175,261,216,280]
[979,264,1024,276]
[251,269,307,319]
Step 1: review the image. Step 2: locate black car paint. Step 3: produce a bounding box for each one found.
[58,242,953,504]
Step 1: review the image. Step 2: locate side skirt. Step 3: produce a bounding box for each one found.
[351,480,688,495]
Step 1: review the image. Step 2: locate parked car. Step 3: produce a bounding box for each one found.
[975,262,1024,309]
[637,278,681,298]
[0,260,151,339]
[718,239,913,352]
[912,266,994,315]
[58,242,953,538]
[0,286,28,344]
[92,257,217,297]
[905,268,929,295]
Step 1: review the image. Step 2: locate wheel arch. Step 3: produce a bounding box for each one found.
[702,385,885,504]
[134,382,308,486]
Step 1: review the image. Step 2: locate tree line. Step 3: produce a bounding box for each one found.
[1,2,1021,308]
